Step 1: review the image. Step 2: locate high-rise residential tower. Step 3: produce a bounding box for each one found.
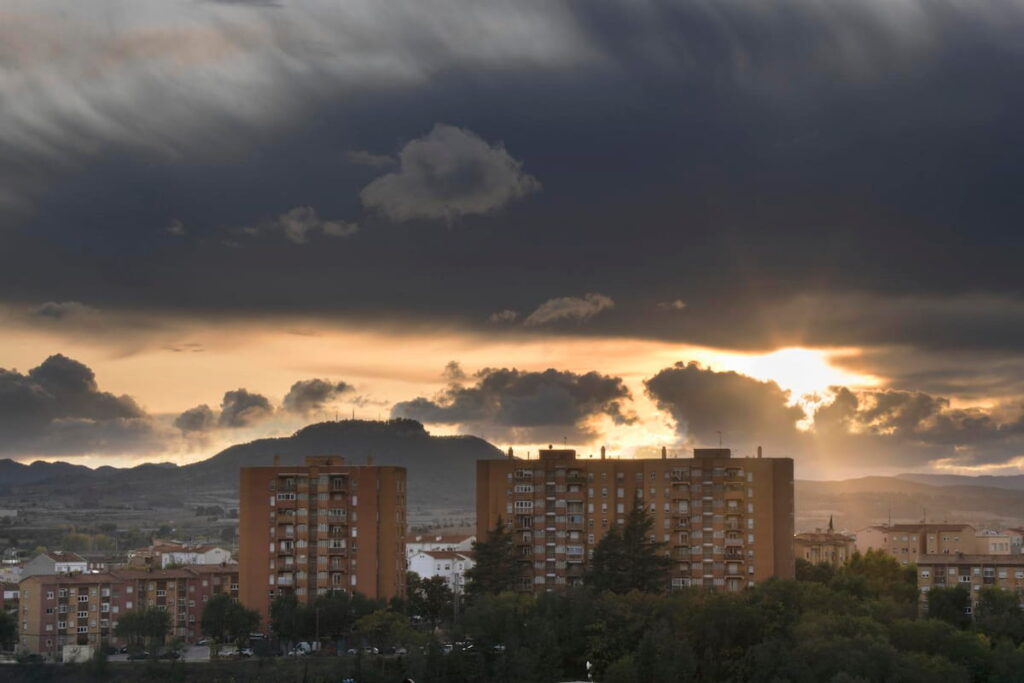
[477,447,794,592]
[239,456,407,626]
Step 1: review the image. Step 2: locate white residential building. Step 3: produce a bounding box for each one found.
[21,551,89,578]
[405,534,475,559]
[408,550,475,594]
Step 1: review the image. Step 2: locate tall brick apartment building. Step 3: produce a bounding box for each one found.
[238,456,406,626]
[477,447,794,592]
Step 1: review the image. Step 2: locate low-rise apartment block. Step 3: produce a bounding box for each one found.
[856,524,976,564]
[477,446,794,592]
[917,554,1024,611]
[239,456,407,627]
[17,564,240,658]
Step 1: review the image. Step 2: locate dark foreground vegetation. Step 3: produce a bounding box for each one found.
[9,514,1024,681]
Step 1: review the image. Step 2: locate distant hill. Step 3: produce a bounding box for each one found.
[2,419,501,512]
[796,476,1024,533]
[178,419,501,510]
[898,472,1024,491]
[9,427,1024,532]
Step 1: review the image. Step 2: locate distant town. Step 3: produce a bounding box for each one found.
[3,444,1024,681]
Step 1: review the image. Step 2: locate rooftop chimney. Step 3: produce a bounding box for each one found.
[757,446,763,459]
[507,447,514,460]
[661,446,667,460]
[600,446,606,460]
[273,455,280,466]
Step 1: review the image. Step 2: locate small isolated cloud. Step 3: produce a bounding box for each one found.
[524,293,614,326]
[658,299,687,311]
[166,219,186,236]
[218,388,273,428]
[489,309,519,324]
[392,367,635,442]
[31,301,98,321]
[360,124,540,223]
[174,404,216,433]
[347,150,396,168]
[273,206,358,244]
[281,378,353,416]
[442,361,466,382]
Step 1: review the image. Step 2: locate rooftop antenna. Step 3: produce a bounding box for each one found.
[717,431,722,447]
[563,436,568,447]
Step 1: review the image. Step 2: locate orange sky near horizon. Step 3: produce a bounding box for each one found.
[1,311,884,472]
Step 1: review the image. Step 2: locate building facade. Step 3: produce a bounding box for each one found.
[17,564,240,658]
[476,447,794,592]
[21,552,89,579]
[127,541,233,569]
[794,528,857,567]
[975,531,1012,555]
[238,456,407,627]
[406,534,475,559]
[917,554,1024,611]
[855,524,976,564]
[408,550,475,595]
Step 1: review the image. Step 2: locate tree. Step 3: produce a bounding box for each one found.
[201,593,260,649]
[927,586,972,629]
[586,505,673,593]
[0,610,16,651]
[796,558,836,583]
[465,517,519,597]
[974,586,1024,644]
[270,593,306,644]
[115,607,170,651]
[354,609,412,650]
[407,572,454,626]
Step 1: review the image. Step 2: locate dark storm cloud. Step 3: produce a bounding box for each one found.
[811,387,1024,467]
[644,362,1024,468]
[173,404,217,433]
[281,378,354,416]
[391,367,636,442]
[2,0,1024,384]
[645,361,804,448]
[360,124,540,223]
[218,388,273,428]
[0,354,162,455]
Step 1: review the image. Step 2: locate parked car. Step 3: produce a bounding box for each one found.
[238,648,254,657]
[196,638,210,646]
[127,651,150,661]
[157,651,181,660]
[362,646,379,655]
[395,647,409,655]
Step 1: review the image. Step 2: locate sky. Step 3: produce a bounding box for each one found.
[2,0,1024,479]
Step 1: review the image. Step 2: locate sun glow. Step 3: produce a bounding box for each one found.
[723,347,880,399]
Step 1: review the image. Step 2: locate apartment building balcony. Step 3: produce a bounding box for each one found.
[277,575,294,586]
[724,537,743,546]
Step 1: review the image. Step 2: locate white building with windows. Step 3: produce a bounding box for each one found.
[408,550,475,594]
[405,534,475,559]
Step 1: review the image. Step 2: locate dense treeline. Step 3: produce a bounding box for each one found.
[258,513,1024,681]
